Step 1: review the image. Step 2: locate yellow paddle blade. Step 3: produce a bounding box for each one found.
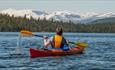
[20,30,34,36]
[77,42,88,49]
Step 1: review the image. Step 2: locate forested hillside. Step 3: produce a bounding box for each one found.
[0,14,115,33]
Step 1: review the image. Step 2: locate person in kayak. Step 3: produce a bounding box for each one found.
[43,26,69,51]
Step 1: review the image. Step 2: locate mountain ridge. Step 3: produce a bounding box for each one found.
[0,8,115,23]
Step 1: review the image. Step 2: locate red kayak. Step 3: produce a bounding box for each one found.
[29,47,84,58]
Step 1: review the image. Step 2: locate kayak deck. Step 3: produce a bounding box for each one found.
[29,47,83,58]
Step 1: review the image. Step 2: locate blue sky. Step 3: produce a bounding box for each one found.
[0,0,115,13]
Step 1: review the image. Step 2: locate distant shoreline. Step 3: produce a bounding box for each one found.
[0,14,115,33]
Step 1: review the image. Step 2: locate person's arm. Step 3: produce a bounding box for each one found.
[62,37,69,45]
[43,36,53,48]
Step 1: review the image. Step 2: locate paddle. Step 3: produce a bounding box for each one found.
[68,41,88,48]
[21,30,44,38]
[20,30,88,48]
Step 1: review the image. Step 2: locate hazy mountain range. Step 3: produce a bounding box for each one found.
[0,8,115,24]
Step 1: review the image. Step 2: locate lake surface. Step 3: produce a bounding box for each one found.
[0,32,115,70]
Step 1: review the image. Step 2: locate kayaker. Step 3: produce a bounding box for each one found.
[43,26,69,51]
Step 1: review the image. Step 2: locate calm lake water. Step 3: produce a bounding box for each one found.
[0,32,115,70]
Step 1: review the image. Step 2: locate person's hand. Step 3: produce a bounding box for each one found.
[43,36,48,39]
[66,40,70,44]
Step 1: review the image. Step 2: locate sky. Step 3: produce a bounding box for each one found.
[0,0,115,13]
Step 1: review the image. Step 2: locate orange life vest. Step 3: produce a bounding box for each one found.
[53,35,63,48]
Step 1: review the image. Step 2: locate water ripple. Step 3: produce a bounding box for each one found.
[0,32,115,70]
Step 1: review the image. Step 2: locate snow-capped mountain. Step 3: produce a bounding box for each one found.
[0,8,115,23]
[0,8,47,19]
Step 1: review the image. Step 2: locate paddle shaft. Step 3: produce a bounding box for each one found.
[68,41,77,45]
[21,30,77,44]
[34,35,44,38]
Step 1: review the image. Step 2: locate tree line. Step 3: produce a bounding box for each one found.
[0,14,115,33]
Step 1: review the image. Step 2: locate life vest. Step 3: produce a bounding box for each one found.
[51,35,69,51]
[53,35,63,48]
